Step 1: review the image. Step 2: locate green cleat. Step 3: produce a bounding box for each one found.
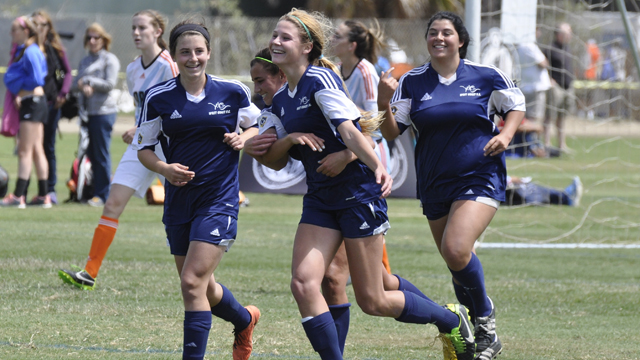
[438,304,476,360]
[59,266,96,290]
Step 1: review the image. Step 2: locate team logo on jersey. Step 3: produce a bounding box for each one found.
[258,115,268,128]
[137,133,143,144]
[281,107,285,117]
[296,96,311,111]
[170,110,182,119]
[391,105,398,116]
[208,102,232,115]
[460,85,481,97]
[421,92,433,101]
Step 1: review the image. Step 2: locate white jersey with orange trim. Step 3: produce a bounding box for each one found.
[126,49,179,126]
[113,49,178,198]
[342,58,379,113]
[341,58,390,171]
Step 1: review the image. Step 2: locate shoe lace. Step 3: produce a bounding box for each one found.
[436,333,457,360]
[232,327,249,349]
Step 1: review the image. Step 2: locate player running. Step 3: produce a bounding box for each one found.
[59,10,179,290]
[378,11,525,360]
[259,8,475,360]
[135,17,261,360]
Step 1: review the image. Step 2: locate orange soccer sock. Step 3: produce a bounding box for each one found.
[382,242,392,274]
[84,215,119,279]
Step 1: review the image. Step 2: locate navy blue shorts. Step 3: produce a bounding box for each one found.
[300,199,390,239]
[422,185,500,220]
[165,214,237,256]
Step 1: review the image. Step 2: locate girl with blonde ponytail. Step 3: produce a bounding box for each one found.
[261,8,471,359]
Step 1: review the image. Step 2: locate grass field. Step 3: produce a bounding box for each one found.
[1,129,639,360]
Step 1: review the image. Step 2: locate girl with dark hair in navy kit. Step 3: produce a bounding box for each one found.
[135,18,261,360]
[378,11,526,360]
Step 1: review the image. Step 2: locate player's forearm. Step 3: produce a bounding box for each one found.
[138,149,166,175]
[378,103,401,140]
[262,138,293,171]
[502,110,526,142]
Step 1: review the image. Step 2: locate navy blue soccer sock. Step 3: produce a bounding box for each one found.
[452,279,475,319]
[449,253,491,317]
[302,312,343,360]
[210,283,251,331]
[394,274,437,305]
[395,291,459,332]
[328,303,351,355]
[183,311,211,360]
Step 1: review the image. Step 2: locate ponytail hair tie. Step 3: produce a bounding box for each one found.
[318,54,324,60]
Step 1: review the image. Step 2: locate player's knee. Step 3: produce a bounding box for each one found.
[441,246,471,270]
[180,272,205,301]
[103,197,126,218]
[290,276,317,302]
[355,295,387,316]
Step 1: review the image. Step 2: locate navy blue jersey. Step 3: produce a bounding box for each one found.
[268,65,382,210]
[390,60,525,204]
[134,75,260,225]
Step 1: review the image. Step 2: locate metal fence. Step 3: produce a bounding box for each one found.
[1,11,639,120]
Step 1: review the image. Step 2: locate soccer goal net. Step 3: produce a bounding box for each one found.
[475,0,640,248]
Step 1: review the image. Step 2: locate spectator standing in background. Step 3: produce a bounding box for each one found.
[583,38,600,120]
[517,27,551,156]
[74,23,120,206]
[544,22,574,152]
[1,16,49,208]
[32,10,73,205]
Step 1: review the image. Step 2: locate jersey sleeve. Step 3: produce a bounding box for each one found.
[126,61,135,96]
[258,109,287,138]
[314,88,361,128]
[133,93,162,151]
[389,74,413,134]
[235,82,260,130]
[359,63,379,113]
[488,67,526,117]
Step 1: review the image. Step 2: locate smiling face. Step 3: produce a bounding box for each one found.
[173,34,210,81]
[250,62,285,106]
[426,19,463,61]
[269,20,311,67]
[132,14,161,51]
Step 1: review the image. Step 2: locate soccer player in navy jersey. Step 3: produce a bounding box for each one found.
[259,8,475,360]
[378,11,526,360]
[246,49,435,357]
[134,18,261,360]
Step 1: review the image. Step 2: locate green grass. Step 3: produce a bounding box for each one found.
[0,131,639,359]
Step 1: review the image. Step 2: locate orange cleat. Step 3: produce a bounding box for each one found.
[232,305,260,360]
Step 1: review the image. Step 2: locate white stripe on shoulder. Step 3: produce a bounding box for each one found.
[140,79,177,124]
[463,59,516,88]
[208,75,253,100]
[391,63,430,103]
[273,83,287,98]
[307,67,339,90]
